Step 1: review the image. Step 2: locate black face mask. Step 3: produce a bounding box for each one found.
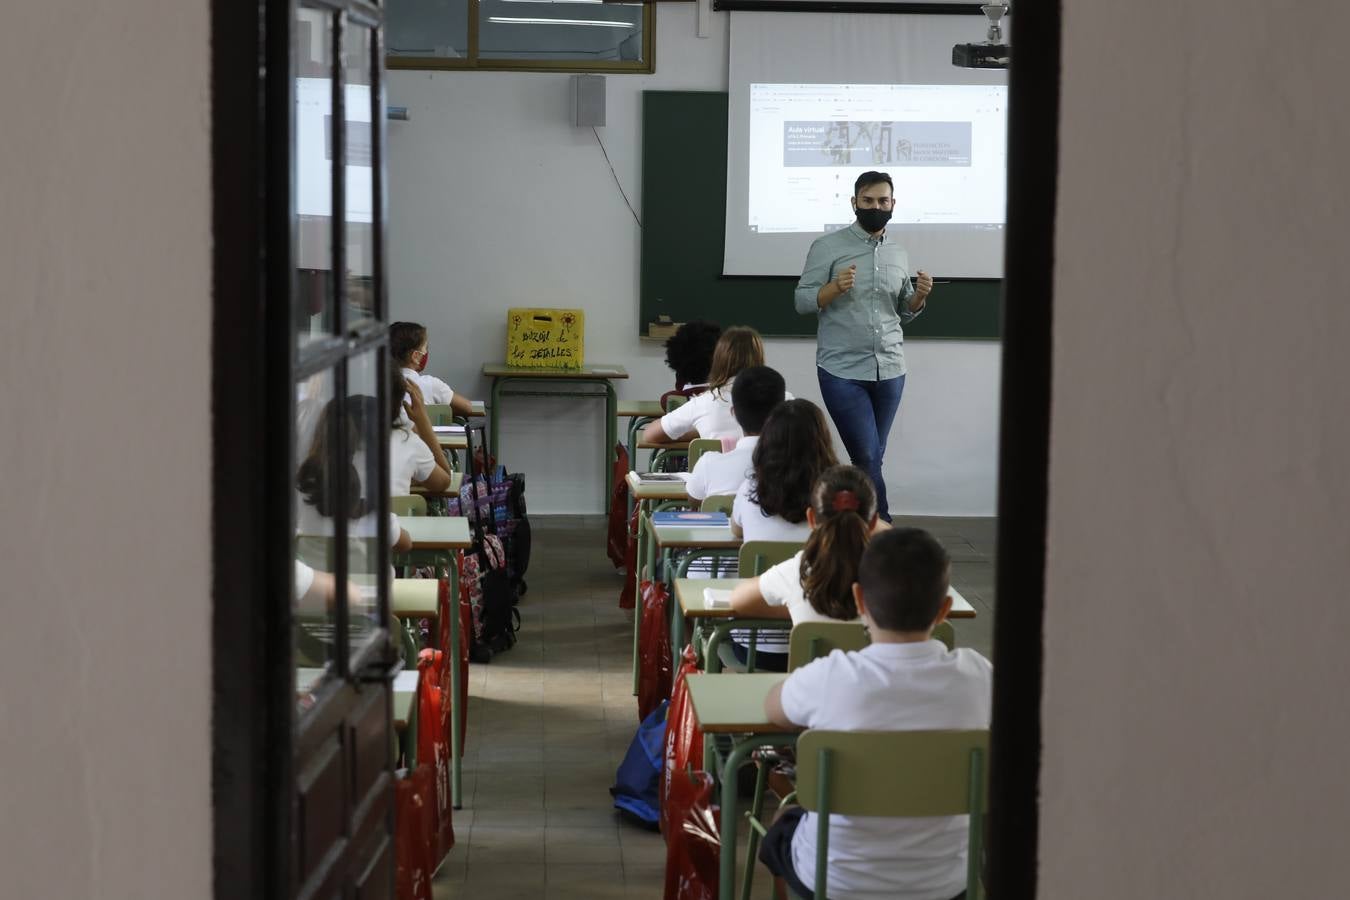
[855,206,892,233]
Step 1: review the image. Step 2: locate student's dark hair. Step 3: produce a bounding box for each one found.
[390,357,410,427]
[749,399,837,524]
[297,395,379,518]
[800,466,878,620]
[706,326,766,391]
[664,320,722,389]
[389,321,428,365]
[730,366,786,435]
[853,171,894,197]
[857,527,952,632]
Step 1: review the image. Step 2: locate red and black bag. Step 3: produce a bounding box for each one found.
[394,764,437,900]
[415,650,457,864]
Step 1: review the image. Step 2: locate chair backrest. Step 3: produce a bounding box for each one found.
[795,729,990,899]
[424,403,455,426]
[687,437,721,469]
[737,540,802,577]
[933,620,956,651]
[391,494,427,517]
[661,392,690,413]
[700,494,735,515]
[787,621,869,670]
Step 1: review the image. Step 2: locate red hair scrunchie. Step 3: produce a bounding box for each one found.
[831,490,860,513]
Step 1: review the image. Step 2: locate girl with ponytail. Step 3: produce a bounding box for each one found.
[725,465,885,670]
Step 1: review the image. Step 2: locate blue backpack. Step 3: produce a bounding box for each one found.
[610,700,667,829]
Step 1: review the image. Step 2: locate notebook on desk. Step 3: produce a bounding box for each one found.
[652,510,729,526]
[638,472,690,483]
[431,424,466,435]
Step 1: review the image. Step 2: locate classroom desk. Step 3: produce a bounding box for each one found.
[411,472,463,498]
[618,399,663,419]
[627,476,696,693]
[466,399,486,418]
[637,439,691,451]
[391,578,440,618]
[483,363,629,507]
[397,516,472,808]
[620,401,664,492]
[685,673,797,900]
[624,469,691,503]
[631,519,742,693]
[672,577,744,661]
[402,516,471,551]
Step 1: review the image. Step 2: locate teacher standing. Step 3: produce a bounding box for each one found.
[794,171,934,521]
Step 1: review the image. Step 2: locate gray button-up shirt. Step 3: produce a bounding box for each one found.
[794,223,922,381]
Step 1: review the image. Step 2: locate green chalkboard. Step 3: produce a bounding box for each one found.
[639,90,1002,340]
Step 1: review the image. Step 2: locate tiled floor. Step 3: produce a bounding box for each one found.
[432,514,997,899]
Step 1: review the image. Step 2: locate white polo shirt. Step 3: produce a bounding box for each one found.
[732,479,813,544]
[658,387,738,441]
[686,436,758,501]
[780,641,993,900]
[760,550,860,627]
[390,427,437,496]
[659,387,795,441]
[401,366,455,406]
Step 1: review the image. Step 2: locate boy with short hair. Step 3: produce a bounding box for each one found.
[684,365,786,502]
[761,528,992,900]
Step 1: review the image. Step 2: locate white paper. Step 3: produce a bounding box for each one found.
[703,588,734,609]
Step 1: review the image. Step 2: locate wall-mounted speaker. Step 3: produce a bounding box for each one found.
[572,74,606,128]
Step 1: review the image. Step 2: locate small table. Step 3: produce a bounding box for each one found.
[483,363,629,507]
[618,399,663,419]
[626,473,695,691]
[685,673,797,900]
[396,516,472,808]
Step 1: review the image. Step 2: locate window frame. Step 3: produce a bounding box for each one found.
[385,0,655,74]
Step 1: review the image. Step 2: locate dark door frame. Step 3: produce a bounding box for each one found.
[209,1,1059,896]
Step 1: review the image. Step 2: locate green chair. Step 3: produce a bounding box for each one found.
[738,540,802,577]
[424,403,455,426]
[700,493,735,515]
[391,494,427,518]
[933,619,957,651]
[687,437,721,469]
[787,621,870,671]
[789,729,990,900]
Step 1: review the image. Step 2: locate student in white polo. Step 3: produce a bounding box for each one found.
[643,326,771,443]
[685,365,786,503]
[761,528,993,900]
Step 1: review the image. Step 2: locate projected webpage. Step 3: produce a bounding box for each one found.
[296,77,373,224]
[747,83,1006,234]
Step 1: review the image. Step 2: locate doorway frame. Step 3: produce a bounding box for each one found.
[209,0,1061,895]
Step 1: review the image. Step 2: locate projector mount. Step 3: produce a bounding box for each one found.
[952,3,1010,70]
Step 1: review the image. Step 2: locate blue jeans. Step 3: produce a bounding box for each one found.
[816,367,906,521]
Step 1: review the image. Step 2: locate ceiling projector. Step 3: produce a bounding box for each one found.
[953,3,1010,70]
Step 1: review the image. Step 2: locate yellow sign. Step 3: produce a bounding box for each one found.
[506,308,585,369]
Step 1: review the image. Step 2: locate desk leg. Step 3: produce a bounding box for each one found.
[488,377,503,466]
[448,559,464,810]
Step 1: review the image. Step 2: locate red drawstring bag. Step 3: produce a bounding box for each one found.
[394,764,437,900]
[416,650,456,863]
[662,769,721,900]
[436,573,471,747]
[662,646,705,836]
[607,442,630,569]
[637,579,673,720]
[619,503,640,610]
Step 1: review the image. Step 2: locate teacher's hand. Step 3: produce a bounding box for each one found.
[834,264,857,293]
[915,270,934,300]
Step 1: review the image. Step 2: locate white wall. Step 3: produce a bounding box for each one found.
[0,2,212,897]
[1041,1,1350,894]
[387,6,1000,515]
